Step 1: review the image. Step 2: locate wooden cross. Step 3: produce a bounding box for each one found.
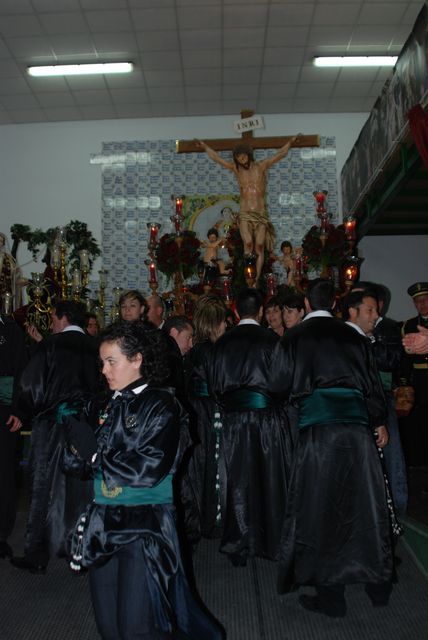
[176,109,319,153]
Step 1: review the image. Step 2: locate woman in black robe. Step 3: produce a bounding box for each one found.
[63,322,224,640]
[184,295,227,543]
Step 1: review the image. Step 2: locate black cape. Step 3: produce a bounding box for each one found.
[63,385,223,640]
[270,316,394,591]
[206,323,292,561]
[17,329,100,561]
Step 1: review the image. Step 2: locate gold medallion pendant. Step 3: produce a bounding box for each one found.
[101,479,123,499]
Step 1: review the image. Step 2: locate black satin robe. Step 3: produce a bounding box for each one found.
[0,316,28,542]
[185,340,222,542]
[206,323,292,561]
[63,385,223,640]
[17,330,100,561]
[270,316,394,591]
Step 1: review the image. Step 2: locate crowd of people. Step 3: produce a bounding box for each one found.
[0,277,427,637]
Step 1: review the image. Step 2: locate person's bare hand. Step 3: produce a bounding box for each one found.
[27,324,43,342]
[6,414,22,432]
[375,425,389,448]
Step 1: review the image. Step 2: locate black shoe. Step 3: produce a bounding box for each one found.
[229,553,247,567]
[10,556,47,575]
[0,542,12,559]
[299,594,346,618]
[365,584,391,607]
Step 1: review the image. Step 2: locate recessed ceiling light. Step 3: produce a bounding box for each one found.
[313,56,397,67]
[27,62,134,77]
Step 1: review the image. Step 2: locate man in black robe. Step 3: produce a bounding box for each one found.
[205,288,290,566]
[270,278,395,617]
[400,282,428,467]
[345,285,408,515]
[0,313,28,559]
[11,300,100,573]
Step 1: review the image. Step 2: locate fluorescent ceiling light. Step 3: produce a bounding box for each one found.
[314,56,397,67]
[27,62,133,77]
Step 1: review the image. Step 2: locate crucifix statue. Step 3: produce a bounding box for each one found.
[176,110,319,283]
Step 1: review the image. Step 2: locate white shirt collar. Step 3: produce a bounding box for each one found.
[238,318,259,326]
[62,325,85,334]
[112,383,148,399]
[345,320,367,337]
[303,310,333,321]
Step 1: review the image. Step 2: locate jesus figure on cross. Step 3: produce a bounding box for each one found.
[197,134,301,283]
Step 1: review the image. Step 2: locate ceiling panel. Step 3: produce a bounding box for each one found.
[0,0,422,124]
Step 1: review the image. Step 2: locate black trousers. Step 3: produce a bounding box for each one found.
[89,540,174,640]
[0,406,17,542]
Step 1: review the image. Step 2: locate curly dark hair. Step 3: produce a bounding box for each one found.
[99,321,170,386]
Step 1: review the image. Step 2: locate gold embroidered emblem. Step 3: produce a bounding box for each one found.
[101,480,123,498]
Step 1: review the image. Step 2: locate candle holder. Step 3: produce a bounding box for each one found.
[171,214,182,235]
[244,253,257,287]
[221,276,233,305]
[265,273,277,297]
[79,250,90,288]
[110,286,123,323]
[341,255,364,292]
[2,291,13,315]
[172,195,184,215]
[145,259,159,294]
[26,273,52,331]
[98,269,108,310]
[344,214,357,252]
[313,190,328,215]
[147,222,161,254]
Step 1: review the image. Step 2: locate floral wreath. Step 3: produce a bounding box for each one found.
[302,223,347,271]
[155,230,201,281]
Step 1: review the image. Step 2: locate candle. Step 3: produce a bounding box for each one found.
[52,246,60,268]
[72,269,81,288]
[3,291,12,315]
[149,225,158,245]
[79,250,90,270]
[266,273,276,296]
[344,215,357,241]
[148,261,157,283]
[98,270,107,288]
[222,278,232,301]
[175,197,183,215]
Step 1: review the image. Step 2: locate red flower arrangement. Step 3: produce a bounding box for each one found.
[302,223,348,271]
[155,230,201,281]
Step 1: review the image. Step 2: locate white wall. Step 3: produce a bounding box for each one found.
[7,111,423,319]
[359,235,428,321]
[0,112,368,281]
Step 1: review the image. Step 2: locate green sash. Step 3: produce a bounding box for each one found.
[94,472,173,506]
[0,377,13,405]
[298,387,369,430]
[56,402,81,423]
[222,389,271,412]
[378,371,392,391]
[192,380,209,398]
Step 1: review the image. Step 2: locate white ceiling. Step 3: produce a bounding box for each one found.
[0,0,424,124]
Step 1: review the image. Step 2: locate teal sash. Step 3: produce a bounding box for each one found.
[0,377,13,405]
[193,380,209,397]
[222,389,271,412]
[94,472,173,506]
[298,387,369,430]
[56,402,81,423]
[378,371,392,391]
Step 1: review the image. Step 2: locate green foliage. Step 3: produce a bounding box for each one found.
[10,220,100,270]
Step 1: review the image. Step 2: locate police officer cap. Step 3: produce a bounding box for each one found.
[407,282,428,298]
